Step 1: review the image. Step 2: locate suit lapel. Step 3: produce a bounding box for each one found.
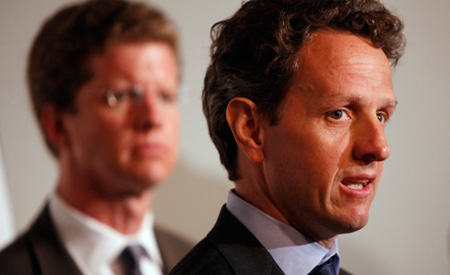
[26,204,83,275]
[207,206,285,275]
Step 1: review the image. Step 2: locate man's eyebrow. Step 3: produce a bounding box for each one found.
[385,99,398,108]
[318,93,398,104]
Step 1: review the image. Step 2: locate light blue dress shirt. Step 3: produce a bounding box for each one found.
[226,190,340,275]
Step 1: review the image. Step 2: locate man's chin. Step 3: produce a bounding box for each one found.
[336,213,370,234]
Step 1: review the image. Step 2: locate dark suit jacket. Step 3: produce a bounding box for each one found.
[0,204,192,275]
[170,206,352,275]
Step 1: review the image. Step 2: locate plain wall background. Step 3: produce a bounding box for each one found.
[1,0,449,274]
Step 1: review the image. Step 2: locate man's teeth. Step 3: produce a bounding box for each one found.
[347,184,364,190]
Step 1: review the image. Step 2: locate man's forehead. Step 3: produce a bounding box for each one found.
[282,29,396,110]
[294,29,392,85]
[298,29,388,66]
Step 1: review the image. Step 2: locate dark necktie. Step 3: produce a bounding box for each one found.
[308,255,338,275]
[119,245,143,275]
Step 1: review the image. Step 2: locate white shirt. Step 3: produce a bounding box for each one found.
[49,193,163,275]
[227,190,340,275]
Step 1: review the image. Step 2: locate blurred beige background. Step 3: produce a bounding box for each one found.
[0,0,449,274]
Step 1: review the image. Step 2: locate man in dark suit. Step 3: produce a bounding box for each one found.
[171,0,405,274]
[0,0,192,274]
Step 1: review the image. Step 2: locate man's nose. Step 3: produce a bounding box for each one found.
[353,117,390,163]
[134,92,162,130]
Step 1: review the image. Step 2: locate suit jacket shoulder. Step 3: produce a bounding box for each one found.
[155,225,194,274]
[170,205,353,275]
[170,205,284,275]
[0,203,193,275]
[169,237,235,275]
[0,232,37,274]
[0,204,82,275]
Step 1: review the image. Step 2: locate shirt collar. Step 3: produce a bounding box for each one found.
[226,190,340,274]
[49,193,162,275]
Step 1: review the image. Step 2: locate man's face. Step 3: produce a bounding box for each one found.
[61,42,180,196]
[262,30,396,242]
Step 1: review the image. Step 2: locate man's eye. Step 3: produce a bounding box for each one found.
[129,86,144,100]
[105,86,144,107]
[328,110,349,120]
[114,92,127,100]
[377,113,388,123]
[158,91,177,103]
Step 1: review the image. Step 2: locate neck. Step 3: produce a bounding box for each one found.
[56,159,154,235]
[236,183,338,249]
[57,187,151,235]
[57,182,153,235]
[235,155,338,250]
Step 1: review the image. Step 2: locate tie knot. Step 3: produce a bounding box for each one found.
[308,254,338,275]
[119,245,144,275]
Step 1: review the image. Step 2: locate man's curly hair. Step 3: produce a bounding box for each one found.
[203,0,405,180]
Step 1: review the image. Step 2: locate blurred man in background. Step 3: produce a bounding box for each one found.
[0,0,191,274]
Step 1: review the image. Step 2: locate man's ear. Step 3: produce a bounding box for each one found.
[40,104,69,153]
[226,97,265,163]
